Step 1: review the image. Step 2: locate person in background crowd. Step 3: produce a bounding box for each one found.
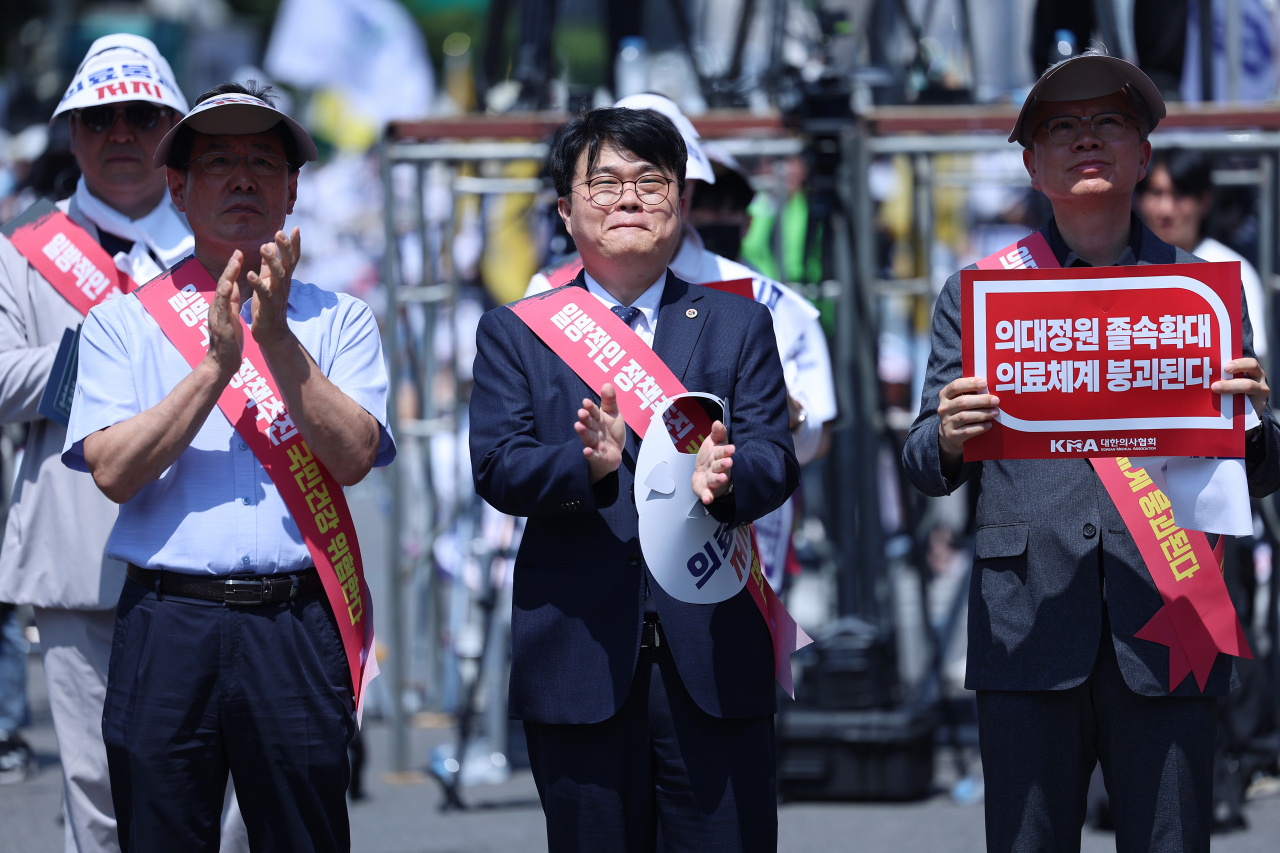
[904,48,1280,850]
[739,155,824,288]
[473,107,798,852]
[686,151,755,261]
[0,34,249,852]
[527,94,836,591]
[1136,148,1268,358]
[62,81,394,852]
[1138,146,1279,832]
[0,602,34,784]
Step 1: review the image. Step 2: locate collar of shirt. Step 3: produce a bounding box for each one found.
[583,271,666,347]
[1046,214,1143,268]
[669,223,705,280]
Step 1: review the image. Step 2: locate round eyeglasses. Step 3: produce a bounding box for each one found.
[77,103,168,133]
[184,153,287,177]
[575,175,673,205]
[1039,112,1135,144]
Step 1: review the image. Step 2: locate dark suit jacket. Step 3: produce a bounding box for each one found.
[902,218,1280,698]
[470,271,799,723]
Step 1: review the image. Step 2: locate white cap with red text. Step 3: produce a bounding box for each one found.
[614,94,715,184]
[52,34,188,121]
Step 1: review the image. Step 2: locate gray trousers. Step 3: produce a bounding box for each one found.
[976,617,1216,853]
[35,607,249,853]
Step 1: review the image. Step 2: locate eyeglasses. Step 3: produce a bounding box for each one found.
[76,103,168,133]
[184,153,287,177]
[1039,112,1135,144]
[574,174,673,205]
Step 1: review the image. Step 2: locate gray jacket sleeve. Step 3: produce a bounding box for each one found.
[901,268,979,497]
[0,236,58,424]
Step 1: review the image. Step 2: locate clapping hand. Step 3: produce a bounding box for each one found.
[248,227,301,346]
[692,420,735,505]
[206,250,246,379]
[576,383,628,483]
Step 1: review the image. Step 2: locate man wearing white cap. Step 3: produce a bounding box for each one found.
[528,94,836,591]
[0,35,253,853]
[903,47,1279,849]
[61,81,394,851]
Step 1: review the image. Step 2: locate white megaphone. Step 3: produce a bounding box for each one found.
[634,392,754,604]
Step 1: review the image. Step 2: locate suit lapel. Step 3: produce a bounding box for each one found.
[652,271,706,382]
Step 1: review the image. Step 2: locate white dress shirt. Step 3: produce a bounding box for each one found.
[583,271,666,346]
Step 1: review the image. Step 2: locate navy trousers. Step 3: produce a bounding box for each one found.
[523,642,777,853]
[977,611,1216,853]
[103,578,356,853]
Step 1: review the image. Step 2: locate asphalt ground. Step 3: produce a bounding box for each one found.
[4,654,1279,853]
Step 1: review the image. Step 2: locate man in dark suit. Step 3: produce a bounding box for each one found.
[470,109,798,852]
[903,49,1280,851]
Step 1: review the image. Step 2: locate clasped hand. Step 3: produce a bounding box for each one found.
[204,228,302,379]
[574,384,735,504]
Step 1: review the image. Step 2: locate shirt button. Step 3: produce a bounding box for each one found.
[241,556,251,565]
[239,441,248,451]
[241,497,251,505]
[1083,523,1097,539]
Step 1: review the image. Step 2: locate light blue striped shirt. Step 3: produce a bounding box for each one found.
[62,281,395,576]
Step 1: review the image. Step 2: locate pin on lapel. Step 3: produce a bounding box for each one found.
[686,308,698,318]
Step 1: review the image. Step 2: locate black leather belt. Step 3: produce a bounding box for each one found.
[640,618,665,648]
[127,563,322,605]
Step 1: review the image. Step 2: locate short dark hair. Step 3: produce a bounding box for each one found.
[1137,148,1213,198]
[165,80,301,172]
[691,162,755,213]
[549,108,686,200]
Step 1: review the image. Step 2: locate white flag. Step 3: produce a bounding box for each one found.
[265,0,434,123]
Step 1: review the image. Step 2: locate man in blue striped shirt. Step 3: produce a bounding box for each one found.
[62,81,394,852]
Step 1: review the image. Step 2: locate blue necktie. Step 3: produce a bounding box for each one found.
[611,304,642,327]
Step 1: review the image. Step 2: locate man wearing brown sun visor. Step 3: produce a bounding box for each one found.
[0,34,247,853]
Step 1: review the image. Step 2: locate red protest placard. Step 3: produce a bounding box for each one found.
[960,263,1244,460]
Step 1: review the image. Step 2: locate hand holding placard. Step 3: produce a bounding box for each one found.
[1213,357,1270,420]
[936,376,1000,475]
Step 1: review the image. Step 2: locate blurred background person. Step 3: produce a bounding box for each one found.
[0,601,34,785]
[1135,147,1268,359]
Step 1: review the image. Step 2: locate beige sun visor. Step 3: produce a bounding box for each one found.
[1010,54,1167,146]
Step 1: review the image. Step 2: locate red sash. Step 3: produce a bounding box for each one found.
[978,236,1250,691]
[701,278,754,300]
[509,284,812,696]
[133,258,377,720]
[542,255,584,288]
[3,199,136,314]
